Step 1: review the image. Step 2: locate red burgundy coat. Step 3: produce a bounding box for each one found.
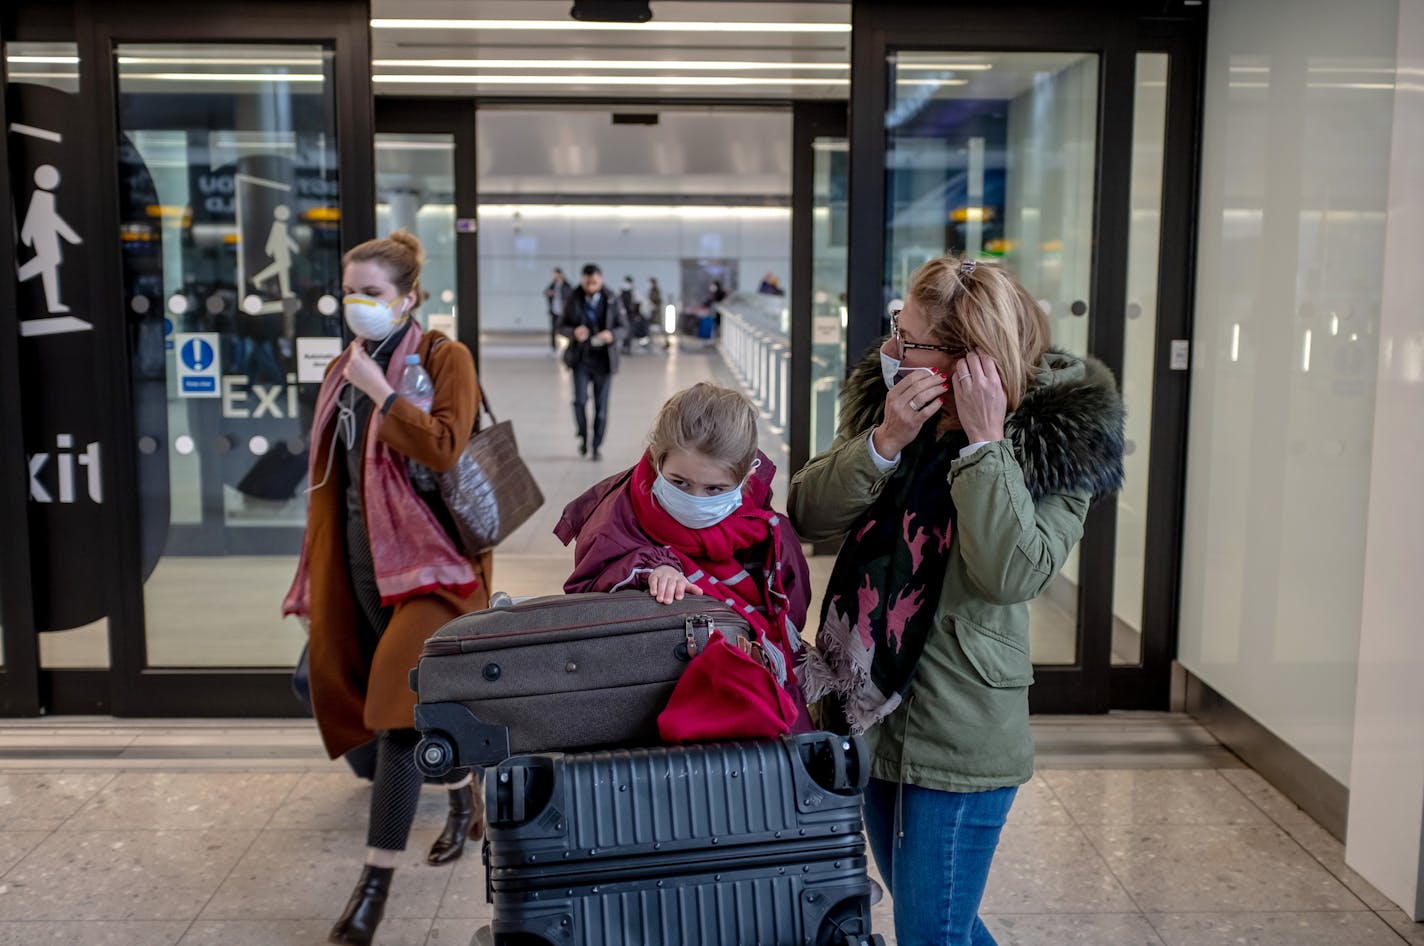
[553,452,813,646]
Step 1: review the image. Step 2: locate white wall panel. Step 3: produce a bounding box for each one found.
[738,215,795,258]
[1346,0,1424,920]
[1177,0,1399,785]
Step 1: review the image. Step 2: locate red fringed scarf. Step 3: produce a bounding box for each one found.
[628,452,799,687]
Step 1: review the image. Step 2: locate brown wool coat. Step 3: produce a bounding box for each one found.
[305,330,491,759]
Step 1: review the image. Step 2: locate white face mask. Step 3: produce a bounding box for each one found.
[652,459,760,530]
[880,343,901,391]
[343,294,408,341]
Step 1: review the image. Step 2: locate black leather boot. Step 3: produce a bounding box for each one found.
[328,865,393,946]
[426,781,484,865]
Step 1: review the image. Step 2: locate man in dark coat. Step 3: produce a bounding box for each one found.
[558,263,628,461]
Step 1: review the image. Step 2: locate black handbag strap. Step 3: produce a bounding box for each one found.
[429,333,496,432]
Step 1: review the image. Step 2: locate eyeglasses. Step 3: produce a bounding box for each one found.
[889,307,967,360]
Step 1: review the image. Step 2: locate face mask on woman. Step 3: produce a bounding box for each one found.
[879,346,902,391]
[343,293,408,341]
[652,459,760,530]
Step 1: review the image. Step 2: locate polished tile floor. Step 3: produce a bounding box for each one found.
[0,716,1414,946]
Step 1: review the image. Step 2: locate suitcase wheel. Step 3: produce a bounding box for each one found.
[415,733,456,778]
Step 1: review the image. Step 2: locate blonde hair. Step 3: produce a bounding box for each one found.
[649,383,759,480]
[907,255,1050,410]
[342,230,425,311]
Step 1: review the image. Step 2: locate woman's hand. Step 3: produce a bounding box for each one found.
[342,341,396,403]
[871,370,949,459]
[953,351,1008,443]
[648,565,702,604]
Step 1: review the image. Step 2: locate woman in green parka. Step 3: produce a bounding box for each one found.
[789,256,1123,946]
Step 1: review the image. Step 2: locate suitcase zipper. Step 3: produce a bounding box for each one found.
[422,605,745,657]
[489,835,865,892]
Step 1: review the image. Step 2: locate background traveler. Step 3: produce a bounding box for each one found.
[619,274,647,353]
[789,256,1124,946]
[280,231,493,946]
[543,266,572,352]
[646,276,668,350]
[559,262,628,461]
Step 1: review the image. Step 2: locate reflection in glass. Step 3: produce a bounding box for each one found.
[810,138,848,458]
[116,45,340,668]
[1113,53,1170,667]
[3,42,80,92]
[375,134,458,335]
[885,51,1100,665]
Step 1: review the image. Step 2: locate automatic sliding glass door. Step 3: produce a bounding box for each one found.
[883,51,1101,672]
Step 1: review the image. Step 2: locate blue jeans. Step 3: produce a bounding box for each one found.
[863,778,1017,946]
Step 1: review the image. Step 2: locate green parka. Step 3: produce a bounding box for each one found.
[789,349,1124,793]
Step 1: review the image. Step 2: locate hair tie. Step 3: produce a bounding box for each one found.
[958,259,978,275]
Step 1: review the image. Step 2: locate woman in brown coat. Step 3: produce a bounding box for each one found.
[282,231,491,946]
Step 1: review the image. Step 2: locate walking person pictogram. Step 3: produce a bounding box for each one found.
[17,165,83,314]
[251,204,298,298]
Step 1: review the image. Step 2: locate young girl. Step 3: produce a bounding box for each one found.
[554,382,812,730]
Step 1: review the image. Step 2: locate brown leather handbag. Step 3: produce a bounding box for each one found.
[435,376,545,554]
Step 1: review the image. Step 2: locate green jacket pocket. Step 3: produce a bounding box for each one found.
[952,615,1034,688]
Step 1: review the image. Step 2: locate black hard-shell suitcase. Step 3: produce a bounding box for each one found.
[479,732,884,946]
[411,592,753,775]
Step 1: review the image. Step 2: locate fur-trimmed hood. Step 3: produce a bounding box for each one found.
[838,346,1125,501]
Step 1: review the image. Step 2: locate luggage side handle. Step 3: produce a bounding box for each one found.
[792,731,871,811]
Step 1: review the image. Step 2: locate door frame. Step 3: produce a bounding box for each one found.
[55,0,374,716]
[845,1,1206,712]
[374,97,481,368]
[1110,17,1206,710]
[789,101,849,480]
[0,22,43,716]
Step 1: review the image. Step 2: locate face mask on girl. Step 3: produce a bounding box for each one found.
[652,458,760,530]
[343,293,409,341]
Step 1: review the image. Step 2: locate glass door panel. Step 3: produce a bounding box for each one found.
[116,44,342,668]
[884,50,1100,666]
[1113,52,1170,667]
[375,133,458,337]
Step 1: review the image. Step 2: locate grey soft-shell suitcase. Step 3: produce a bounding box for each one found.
[411,591,752,775]
[479,732,883,946]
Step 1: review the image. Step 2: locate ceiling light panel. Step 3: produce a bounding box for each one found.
[372,19,849,33]
[372,59,848,71]
[374,74,848,86]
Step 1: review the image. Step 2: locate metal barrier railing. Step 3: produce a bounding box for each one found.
[715,302,791,437]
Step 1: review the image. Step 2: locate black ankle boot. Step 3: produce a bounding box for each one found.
[427,782,483,865]
[328,865,393,946]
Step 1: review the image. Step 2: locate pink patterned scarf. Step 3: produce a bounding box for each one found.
[282,327,476,618]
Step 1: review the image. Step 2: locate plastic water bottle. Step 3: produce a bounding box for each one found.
[399,354,434,413]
